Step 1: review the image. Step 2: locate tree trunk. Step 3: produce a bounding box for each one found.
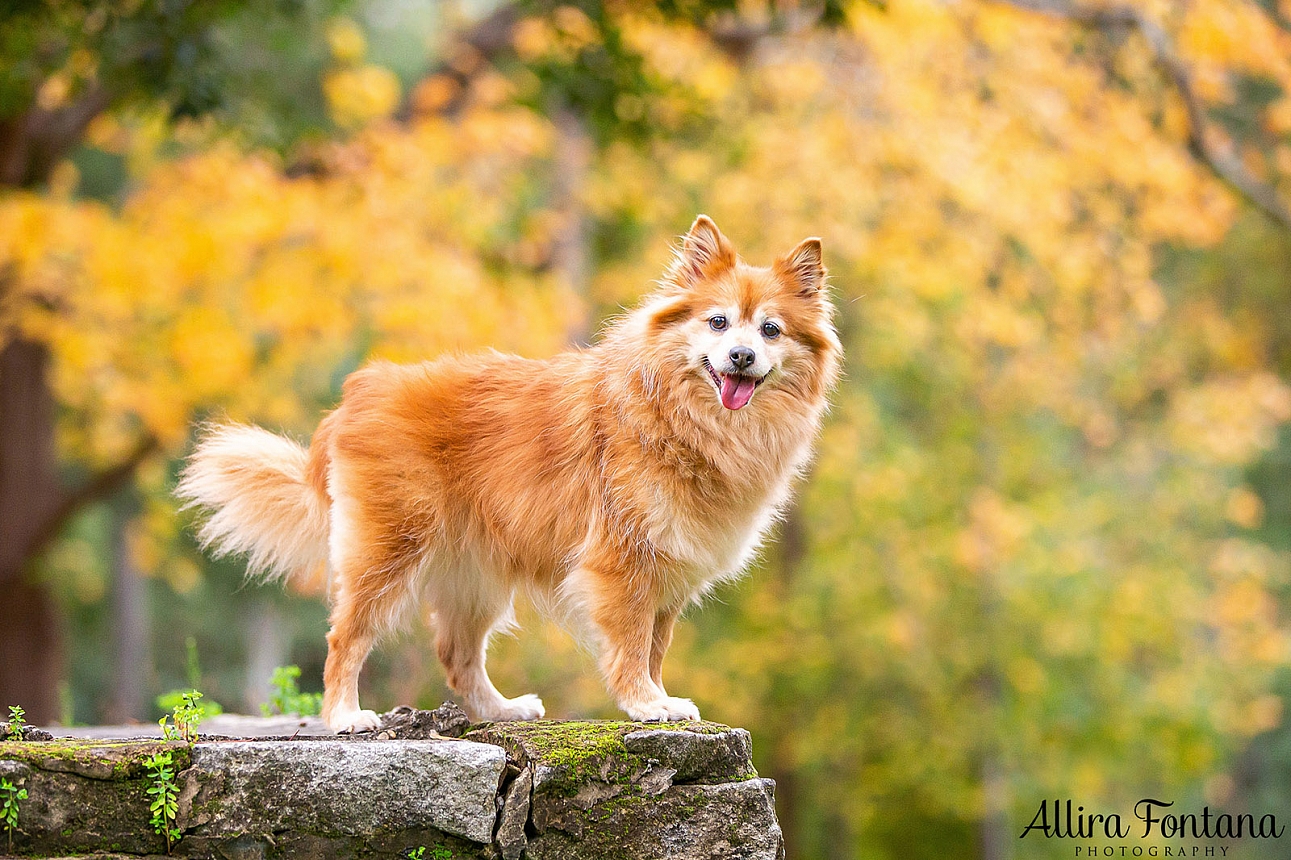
[766,506,808,857]
[0,84,163,724]
[551,106,594,345]
[980,754,1013,860]
[0,339,65,722]
[243,601,290,713]
[767,735,801,859]
[0,86,116,722]
[106,499,150,724]
[0,579,63,723]
[0,90,110,189]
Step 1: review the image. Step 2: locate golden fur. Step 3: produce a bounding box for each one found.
[178,216,841,732]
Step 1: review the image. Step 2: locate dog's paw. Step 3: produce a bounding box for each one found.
[329,708,381,734]
[625,696,701,722]
[478,694,546,722]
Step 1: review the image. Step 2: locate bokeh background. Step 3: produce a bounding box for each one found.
[3,0,1291,857]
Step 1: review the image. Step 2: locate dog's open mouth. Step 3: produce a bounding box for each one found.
[703,358,766,411]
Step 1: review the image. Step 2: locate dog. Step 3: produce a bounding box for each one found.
[177,216,841,733]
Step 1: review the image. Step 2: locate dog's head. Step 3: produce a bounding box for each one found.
[625,216,841,415]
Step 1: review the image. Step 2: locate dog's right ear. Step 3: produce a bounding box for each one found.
[671,215,736,286]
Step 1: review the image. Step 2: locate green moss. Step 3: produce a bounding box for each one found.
[464,719,738,798]
[468,719,729,764]
[626,720,731,736]
[465,721,642,796]
[512,722,635,768]
[0,739,191,780]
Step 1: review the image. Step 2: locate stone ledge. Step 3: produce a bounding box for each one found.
[182,740,504,843]
[0,709,784,860]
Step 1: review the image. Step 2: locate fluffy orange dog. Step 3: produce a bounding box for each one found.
[178,216,841,733]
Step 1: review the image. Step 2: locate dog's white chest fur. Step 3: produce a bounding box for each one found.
[645,473,793,589]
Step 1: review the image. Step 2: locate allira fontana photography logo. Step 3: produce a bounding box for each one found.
[1020,798,1285,857]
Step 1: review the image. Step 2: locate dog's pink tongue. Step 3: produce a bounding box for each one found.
[720,375,757,410]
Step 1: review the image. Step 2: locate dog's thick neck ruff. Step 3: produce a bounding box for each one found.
[601,341,821,501]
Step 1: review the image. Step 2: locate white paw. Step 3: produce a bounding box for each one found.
[625,696,701,722]
[329,708,381,734]
[477,693,546,722]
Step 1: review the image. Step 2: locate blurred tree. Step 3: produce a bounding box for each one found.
[993,0,1291,232]
[983,2,1291,855]
[0,0,351,721]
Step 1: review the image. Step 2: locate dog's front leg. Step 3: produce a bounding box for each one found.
[582,569,699,722]
[649,605,681,691]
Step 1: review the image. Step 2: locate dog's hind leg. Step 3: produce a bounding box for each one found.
[431,576,545,722]
[321,581,384,734]
[321,551,421,733]
[320,485,417,733]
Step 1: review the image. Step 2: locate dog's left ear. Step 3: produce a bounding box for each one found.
[776,238,825,297]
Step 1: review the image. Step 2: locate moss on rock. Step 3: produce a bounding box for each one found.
[0,739,189,781]
[462,720,738,798]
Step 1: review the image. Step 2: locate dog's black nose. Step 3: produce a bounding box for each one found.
[729,346,756,371]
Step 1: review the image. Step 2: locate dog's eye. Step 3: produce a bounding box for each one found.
[709,315,728,332]
[760,321,781,339]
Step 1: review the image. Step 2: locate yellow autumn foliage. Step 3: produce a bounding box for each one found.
[324,65,402,128]
[1,106,574,469]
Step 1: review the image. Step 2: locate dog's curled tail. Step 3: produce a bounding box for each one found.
[176,423,330,583]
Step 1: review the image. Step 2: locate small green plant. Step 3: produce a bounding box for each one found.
[407,847,451,860]
[144,751,181,853]
[158,690,205,744]
[2,777,28,853]
[261,666,323,717]
[5,705,26,740]
[156,639,222,720]
[157,688,222,719]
